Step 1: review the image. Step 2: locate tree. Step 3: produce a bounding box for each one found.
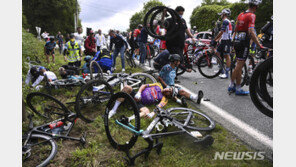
[22,0,82,35]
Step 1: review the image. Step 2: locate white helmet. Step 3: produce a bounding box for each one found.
[218,8,231,16]
[249,0,262,6]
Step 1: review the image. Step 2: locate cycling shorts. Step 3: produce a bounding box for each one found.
[233,32,250,61]
[217,40,231,55]
[46,49,55,55]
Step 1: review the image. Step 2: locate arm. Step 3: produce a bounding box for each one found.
[158,76,167,88]
[137,84,148,93]
[185,29,194,38]
[32,75,44,87]
[214,31,223,41]
[25,70,31,85]
[249,28,262,48]
[158,96,168,108]
[109,38,113,51]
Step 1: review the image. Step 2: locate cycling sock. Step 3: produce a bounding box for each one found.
[111,100,121,112]
[128,115,135,122]
[229,81,235,88]
[190,94,198,101]
[176,98,182,104]
[147,112,155,118]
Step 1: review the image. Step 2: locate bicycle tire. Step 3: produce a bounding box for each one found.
[89,60,104,80]
[26,92,70,122]
[249,57,273,118]
[167,107,215,131]
[196,54,222,78]
[125,51,134,68]
[129,73,157,90]
[144,6,182,40]
[259,67,273,107]
[75,79,114,123]
[22,134,57,167]
[104,92,140,151]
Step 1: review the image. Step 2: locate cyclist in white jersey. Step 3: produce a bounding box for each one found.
[213,8,233,79]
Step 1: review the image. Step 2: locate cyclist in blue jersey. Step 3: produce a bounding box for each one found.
[158,54,204,105]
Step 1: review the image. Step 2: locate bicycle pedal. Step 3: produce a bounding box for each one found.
[190,131,203,138]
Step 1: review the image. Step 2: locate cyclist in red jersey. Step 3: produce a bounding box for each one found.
[229,0,265,95]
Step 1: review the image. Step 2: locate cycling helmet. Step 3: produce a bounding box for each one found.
[249,0,262,6]
[39,66,46,71]
[84,55,92,62]
[70,33,75,38]
[138,24,143,29]
[169,54,181,62]
[218,8,231,16]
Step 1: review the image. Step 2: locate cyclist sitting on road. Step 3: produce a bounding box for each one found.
[158,54,204,105]
[153,49,170,71]
[212,8,232,79]
[25,66,57,90]
[44,36,56,64]
[63,34,82,68]
[108,82,173,120]
[230,0,265,95]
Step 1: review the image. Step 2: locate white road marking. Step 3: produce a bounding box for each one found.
[177,84,273,149]
[135,60,273,149]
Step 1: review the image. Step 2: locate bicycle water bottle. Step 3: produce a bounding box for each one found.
[49,121,64,129]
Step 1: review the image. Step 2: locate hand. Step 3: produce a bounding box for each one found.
[135,92,141,100]
[92,48,96,52]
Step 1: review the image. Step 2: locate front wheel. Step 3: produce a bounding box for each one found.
[196,54,222,79]
[104,92,140,151]
[167,107,215,131]
[22,134,58,167]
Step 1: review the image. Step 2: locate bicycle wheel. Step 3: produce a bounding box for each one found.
[22,134,57,167]
[250,57,273,118]
[128,73,157,91]
[167,107,215,131]
[104,92,140,151]
[125,51,134,68]
[26,92,70,125]
[90,60,104,80]
[259,66,273,106]
[75,79,114,123]
[196,54,223,78]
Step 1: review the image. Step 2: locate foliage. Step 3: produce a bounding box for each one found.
[190,0,273,32]
[22,0,82,35]
[190,5,224,32]
[22,12,30,30]
[129,0,164,31]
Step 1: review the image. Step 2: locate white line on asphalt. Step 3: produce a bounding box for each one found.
[177,84,273,149]
[135,60,273,149]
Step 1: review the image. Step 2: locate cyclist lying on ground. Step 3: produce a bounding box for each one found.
[92,46,113,73]
[158,54,204,104]
[58,65,82,80]
[25,66,57,90]
[108,82,175,120]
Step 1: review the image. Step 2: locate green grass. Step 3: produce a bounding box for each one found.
[22,30,272,167]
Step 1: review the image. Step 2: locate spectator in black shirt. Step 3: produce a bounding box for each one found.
[109,30,129,72]
[163,6,195,73]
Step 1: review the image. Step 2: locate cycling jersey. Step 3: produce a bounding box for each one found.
[141,83,168,107]
[159,64,176,86]
[133,29,141,41]
[45,41,56,50]
[220,18,232,40]
[233,10,256,60]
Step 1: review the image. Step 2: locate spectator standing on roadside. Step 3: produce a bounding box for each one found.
[44,36,56,64]
[95,29,106,51]
[56,31,64,54]
[74,27,85,53]
[84,30,97,56]
[139,25,148,66]
[64,34,82,67]
[65,33,70,43]
[109,29,129,72]
[133,24,142,59]
[41,31,49,42]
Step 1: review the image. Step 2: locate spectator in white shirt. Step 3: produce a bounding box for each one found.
[74,27,85,52]
[95,29,106,51]
[25,66,57,90]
